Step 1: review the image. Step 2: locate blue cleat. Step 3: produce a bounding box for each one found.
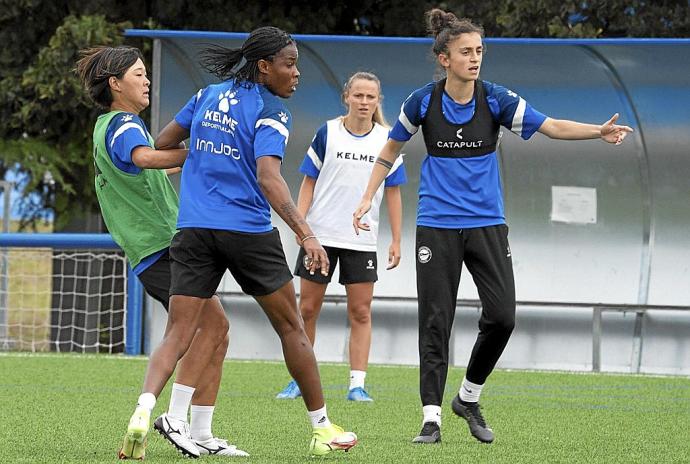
[276,379,302,399]
[346,387,373,402]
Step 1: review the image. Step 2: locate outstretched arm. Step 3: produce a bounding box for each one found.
[140,120,190,171]
[538,113,633,145]
[155,120,190,150]
[131,146,187,169]
[256,155,329,276]
[353,138,406,233]
[384,185,402,270]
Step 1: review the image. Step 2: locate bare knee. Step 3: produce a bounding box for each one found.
[300,301,322,323]
[349,304,371,326]
[165,296,206,352]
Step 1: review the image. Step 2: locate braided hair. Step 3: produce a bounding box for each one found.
[200,26,295,87]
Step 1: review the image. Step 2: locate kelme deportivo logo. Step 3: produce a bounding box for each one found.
[218,90,239,112]
[417,246,432,264]
[278,111,289,124]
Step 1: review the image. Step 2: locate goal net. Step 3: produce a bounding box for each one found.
[0,235,128,353]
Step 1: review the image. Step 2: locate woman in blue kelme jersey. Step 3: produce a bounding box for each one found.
[155,26,357,457]
[76,46,245,459]
[353,8,633,445]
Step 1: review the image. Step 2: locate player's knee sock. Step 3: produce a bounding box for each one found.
[349,370,366,390]
[137,392,156,412]
[308,405,332,428]
[168,383,195,422]
[422,405,442,425]
[190,405,214,441]
[459,377,484,403]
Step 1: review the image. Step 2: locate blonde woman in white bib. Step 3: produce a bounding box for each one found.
[276,72,407,401]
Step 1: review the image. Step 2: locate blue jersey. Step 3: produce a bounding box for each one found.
[105,113,150,175]
[104,112,166,275]
[389,80,547,229]
[175,80,292,233]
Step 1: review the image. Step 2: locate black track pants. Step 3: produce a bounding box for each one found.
[416,224,516,407]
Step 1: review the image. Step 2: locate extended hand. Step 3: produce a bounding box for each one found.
[387,242,401,270]
[352,199,372,235]
[601,113,634,145]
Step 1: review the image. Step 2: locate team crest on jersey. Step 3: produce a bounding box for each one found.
[218,90,239,113]
[366,259,375,270]
[278,111,289,123]
[121,114,133,123]
[417,246,432,264]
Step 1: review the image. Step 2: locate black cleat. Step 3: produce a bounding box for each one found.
[412,421,441,444]
[451,395,494,443]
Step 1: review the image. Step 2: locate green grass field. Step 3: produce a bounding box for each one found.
[1,353,688,464]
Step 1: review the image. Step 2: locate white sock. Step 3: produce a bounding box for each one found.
[459,377,484,403]
[190,405,214,442]
[308,405,332,429]
[349,370,366,390]
[137,392,156,412]
[168,382,195,422]
[422,405,442,426]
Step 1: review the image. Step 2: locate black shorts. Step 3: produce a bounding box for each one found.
[294,246,377,285]
[137,250,172,311]
[170,227,293,298]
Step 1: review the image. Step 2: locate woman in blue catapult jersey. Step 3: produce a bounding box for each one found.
[155,26,357,457]
[353,8,633,446]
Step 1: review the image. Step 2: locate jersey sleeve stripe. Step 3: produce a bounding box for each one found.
[306,146,323,170]
[398,104,419,135]
[109,122,148,148]
[510,97,527,137]
[387,154,404,176]
[255,118,290,144]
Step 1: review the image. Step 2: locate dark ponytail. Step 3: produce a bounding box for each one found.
[200,26,294,86]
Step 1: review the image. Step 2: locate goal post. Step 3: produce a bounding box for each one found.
[0,233,144,355]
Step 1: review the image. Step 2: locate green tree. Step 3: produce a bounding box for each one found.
[0,14,129,230]
[493,0,690,38]
[2,0,689,230]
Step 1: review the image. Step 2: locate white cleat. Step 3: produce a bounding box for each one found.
[194,437,250,457]
[153,413,200,458]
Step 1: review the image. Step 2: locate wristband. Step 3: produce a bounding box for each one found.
[300,235,317,244]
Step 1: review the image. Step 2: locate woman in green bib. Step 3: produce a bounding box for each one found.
[77,45,246,459]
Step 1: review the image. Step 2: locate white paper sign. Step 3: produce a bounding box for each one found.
[550,186,597,224]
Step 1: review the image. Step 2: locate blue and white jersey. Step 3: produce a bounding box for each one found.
[389,80,547,229]
[300,118,406,251]
[104,112,167,275]
[175,80,292,233]
[105,112,151,175]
